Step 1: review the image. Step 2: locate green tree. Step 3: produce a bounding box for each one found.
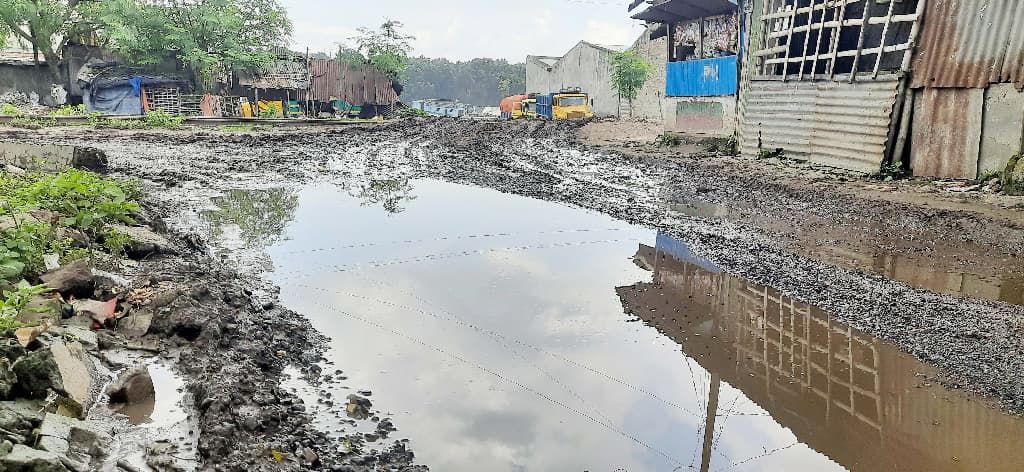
[0,0,94,82]
[402,57,525,105]
[610,49,653,118]
[351,19,414,81]
[94,0,292,88]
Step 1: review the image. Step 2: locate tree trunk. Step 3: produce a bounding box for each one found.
[42,49,63,85]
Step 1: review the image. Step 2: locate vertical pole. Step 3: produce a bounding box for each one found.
[871,0,899,78]
[848,0,874,83]
[826,0,851,79]
[779,2,800,81]
[798,0,819,81]
[900,0,929,73]
[700,375,721,472]
[808,0,830,79]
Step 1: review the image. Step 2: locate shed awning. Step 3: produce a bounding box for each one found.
[631,0,738,23]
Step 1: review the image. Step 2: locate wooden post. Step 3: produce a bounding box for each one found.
[827,0,852,79]
[871,0,900,78]
[808,0,831,79]
[900,0,929,73]
[848,0,874,83]
[779,2,800,81]
[797,0,820,81]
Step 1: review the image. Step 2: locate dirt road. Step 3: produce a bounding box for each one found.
[5,118,1024,470]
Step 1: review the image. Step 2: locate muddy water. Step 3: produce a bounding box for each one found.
[208,179,1024,471]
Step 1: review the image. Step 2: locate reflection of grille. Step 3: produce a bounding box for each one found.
[567,111,586,119]
[733,283,883,431]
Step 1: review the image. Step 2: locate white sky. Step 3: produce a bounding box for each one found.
[278,0,649,62]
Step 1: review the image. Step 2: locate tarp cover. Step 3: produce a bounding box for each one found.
[84,84,142,115]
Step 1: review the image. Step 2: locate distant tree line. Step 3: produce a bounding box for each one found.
[401,57,526,106]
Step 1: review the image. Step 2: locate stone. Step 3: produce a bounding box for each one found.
[17,295,63,325]
[0,402,39,442]
[0,358,17,399]
[3,444,71,472]
[118,310,154,338]
[108,225,174,259]
[55,327,98,351]
[0,339,26,363]
[11,342,93,417]
[106,365,155,406]
[39,261,94,297]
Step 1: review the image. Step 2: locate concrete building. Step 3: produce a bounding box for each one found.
[527,42,630,118]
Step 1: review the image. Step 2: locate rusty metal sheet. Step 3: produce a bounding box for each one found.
[308,59,339,101]
[910,88,983,179]
[739,79,900,173]
[911,0,1024,89]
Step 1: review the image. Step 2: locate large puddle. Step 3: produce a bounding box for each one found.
[207,179,1024,471]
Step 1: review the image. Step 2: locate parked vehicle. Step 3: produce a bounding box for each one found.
[499,94,530,120]
[535,88,594,120]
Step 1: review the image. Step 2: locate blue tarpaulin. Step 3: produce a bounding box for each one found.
[128,77,144,96]
[83,84,143,115]
[666,56,738,97]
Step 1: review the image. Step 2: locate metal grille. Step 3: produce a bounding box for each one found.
[179,94,203,117]
[753,0,926,81]
[146,87,181,115]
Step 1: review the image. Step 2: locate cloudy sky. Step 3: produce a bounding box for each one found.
[278,0,648,62]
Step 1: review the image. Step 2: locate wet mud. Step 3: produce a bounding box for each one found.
[4,119,1024,470]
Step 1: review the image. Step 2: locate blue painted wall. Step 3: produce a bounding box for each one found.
[666,56,738,97]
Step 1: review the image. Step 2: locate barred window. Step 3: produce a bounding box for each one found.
[753,0,925,81]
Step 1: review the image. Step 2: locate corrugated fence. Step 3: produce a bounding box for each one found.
[740,79,901,173]
[911,0,1024,89]
[307,59,399,106]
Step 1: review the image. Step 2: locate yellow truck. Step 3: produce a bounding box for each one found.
[536,88,594,120]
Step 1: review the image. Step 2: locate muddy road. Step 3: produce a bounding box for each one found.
[5,119,1024,471]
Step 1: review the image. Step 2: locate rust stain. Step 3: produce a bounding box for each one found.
[912,0,1024,89]
[911,88,983,178]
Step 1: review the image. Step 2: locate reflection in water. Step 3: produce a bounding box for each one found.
[108,363,188,428]
[812,245,1024,306]
[191,178,1024,471]
[355,179,417,214]
[618,232,1024,472]
[203,188,299,245]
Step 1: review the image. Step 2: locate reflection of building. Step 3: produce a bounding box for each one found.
[617,233,1024,472]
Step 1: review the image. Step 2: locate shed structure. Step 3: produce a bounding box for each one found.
[527,42,633,118]
[630,0,742,137]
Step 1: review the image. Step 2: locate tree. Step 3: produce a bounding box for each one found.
[350,19,414,81]
[402,57,526,105]
[95,0,292,88]
[610,49,653,118]
[0,0,95,82]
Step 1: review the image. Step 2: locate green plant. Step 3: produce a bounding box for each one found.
[656,133,683,147]
[701,136,739,156]
[100,227,132,256]
[50,104,87,117]
[60,247,91,264]
[259,103,283,119]
[144,109,186,128]
[877,160,910,182]
[757,148,786,160]
[0,103,21,116]
[397,107,429,118]
[7,117,42,129]
[0,281,52,332]
[0,222,71,280]
[217,124,267,132]
[7,170,140,231]
[609,49,653,118]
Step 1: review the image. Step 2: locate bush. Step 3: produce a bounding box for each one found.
[656,133,683,147]
[50,104,87,117]
[701,136,739,156]
[0,104,21,116]
[144,110,186,128]
[397,108,430,118]
[259,103,283,119]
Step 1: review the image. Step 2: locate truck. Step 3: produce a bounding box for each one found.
[535,88,594,120]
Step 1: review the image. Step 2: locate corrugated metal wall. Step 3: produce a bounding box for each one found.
[740,79,901,173]
[910,88,984,179]
[666,56,738,97]
[911,0,1024,89]
[305,59,399,106]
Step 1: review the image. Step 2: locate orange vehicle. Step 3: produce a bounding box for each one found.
[499,94,530,120]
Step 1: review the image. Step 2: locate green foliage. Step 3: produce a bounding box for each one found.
[701,136,739,156]
[350,19,414,81]
[403,57,526,106]
[656,133,683,147]
[217,124,267,132]
[203,188,298,245]
[1,104,21,116]
[978,169,1002,184]
[50,104,87,117]
[0,0,94,80]
[1003,153,1024,196]
[397,108,429,118]
[100,228,132,256]
[0,223,71,280]
[757,148,786,160]
[259,103,283,119]
[6,170,140,231]
[6,117,44,130]
[0,281,52,332]
[610,50,653,114]
[144,110,185,128]
[876,161,910,182]
[94,0,293,87]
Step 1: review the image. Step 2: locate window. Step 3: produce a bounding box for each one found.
[558,96,587,106]
[754,0,924,81]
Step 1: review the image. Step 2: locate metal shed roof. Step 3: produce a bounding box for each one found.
[631,0,738,23]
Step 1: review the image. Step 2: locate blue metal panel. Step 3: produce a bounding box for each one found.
[655,232,721,273]
[666,56,738,97]
[536,94,554,119]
